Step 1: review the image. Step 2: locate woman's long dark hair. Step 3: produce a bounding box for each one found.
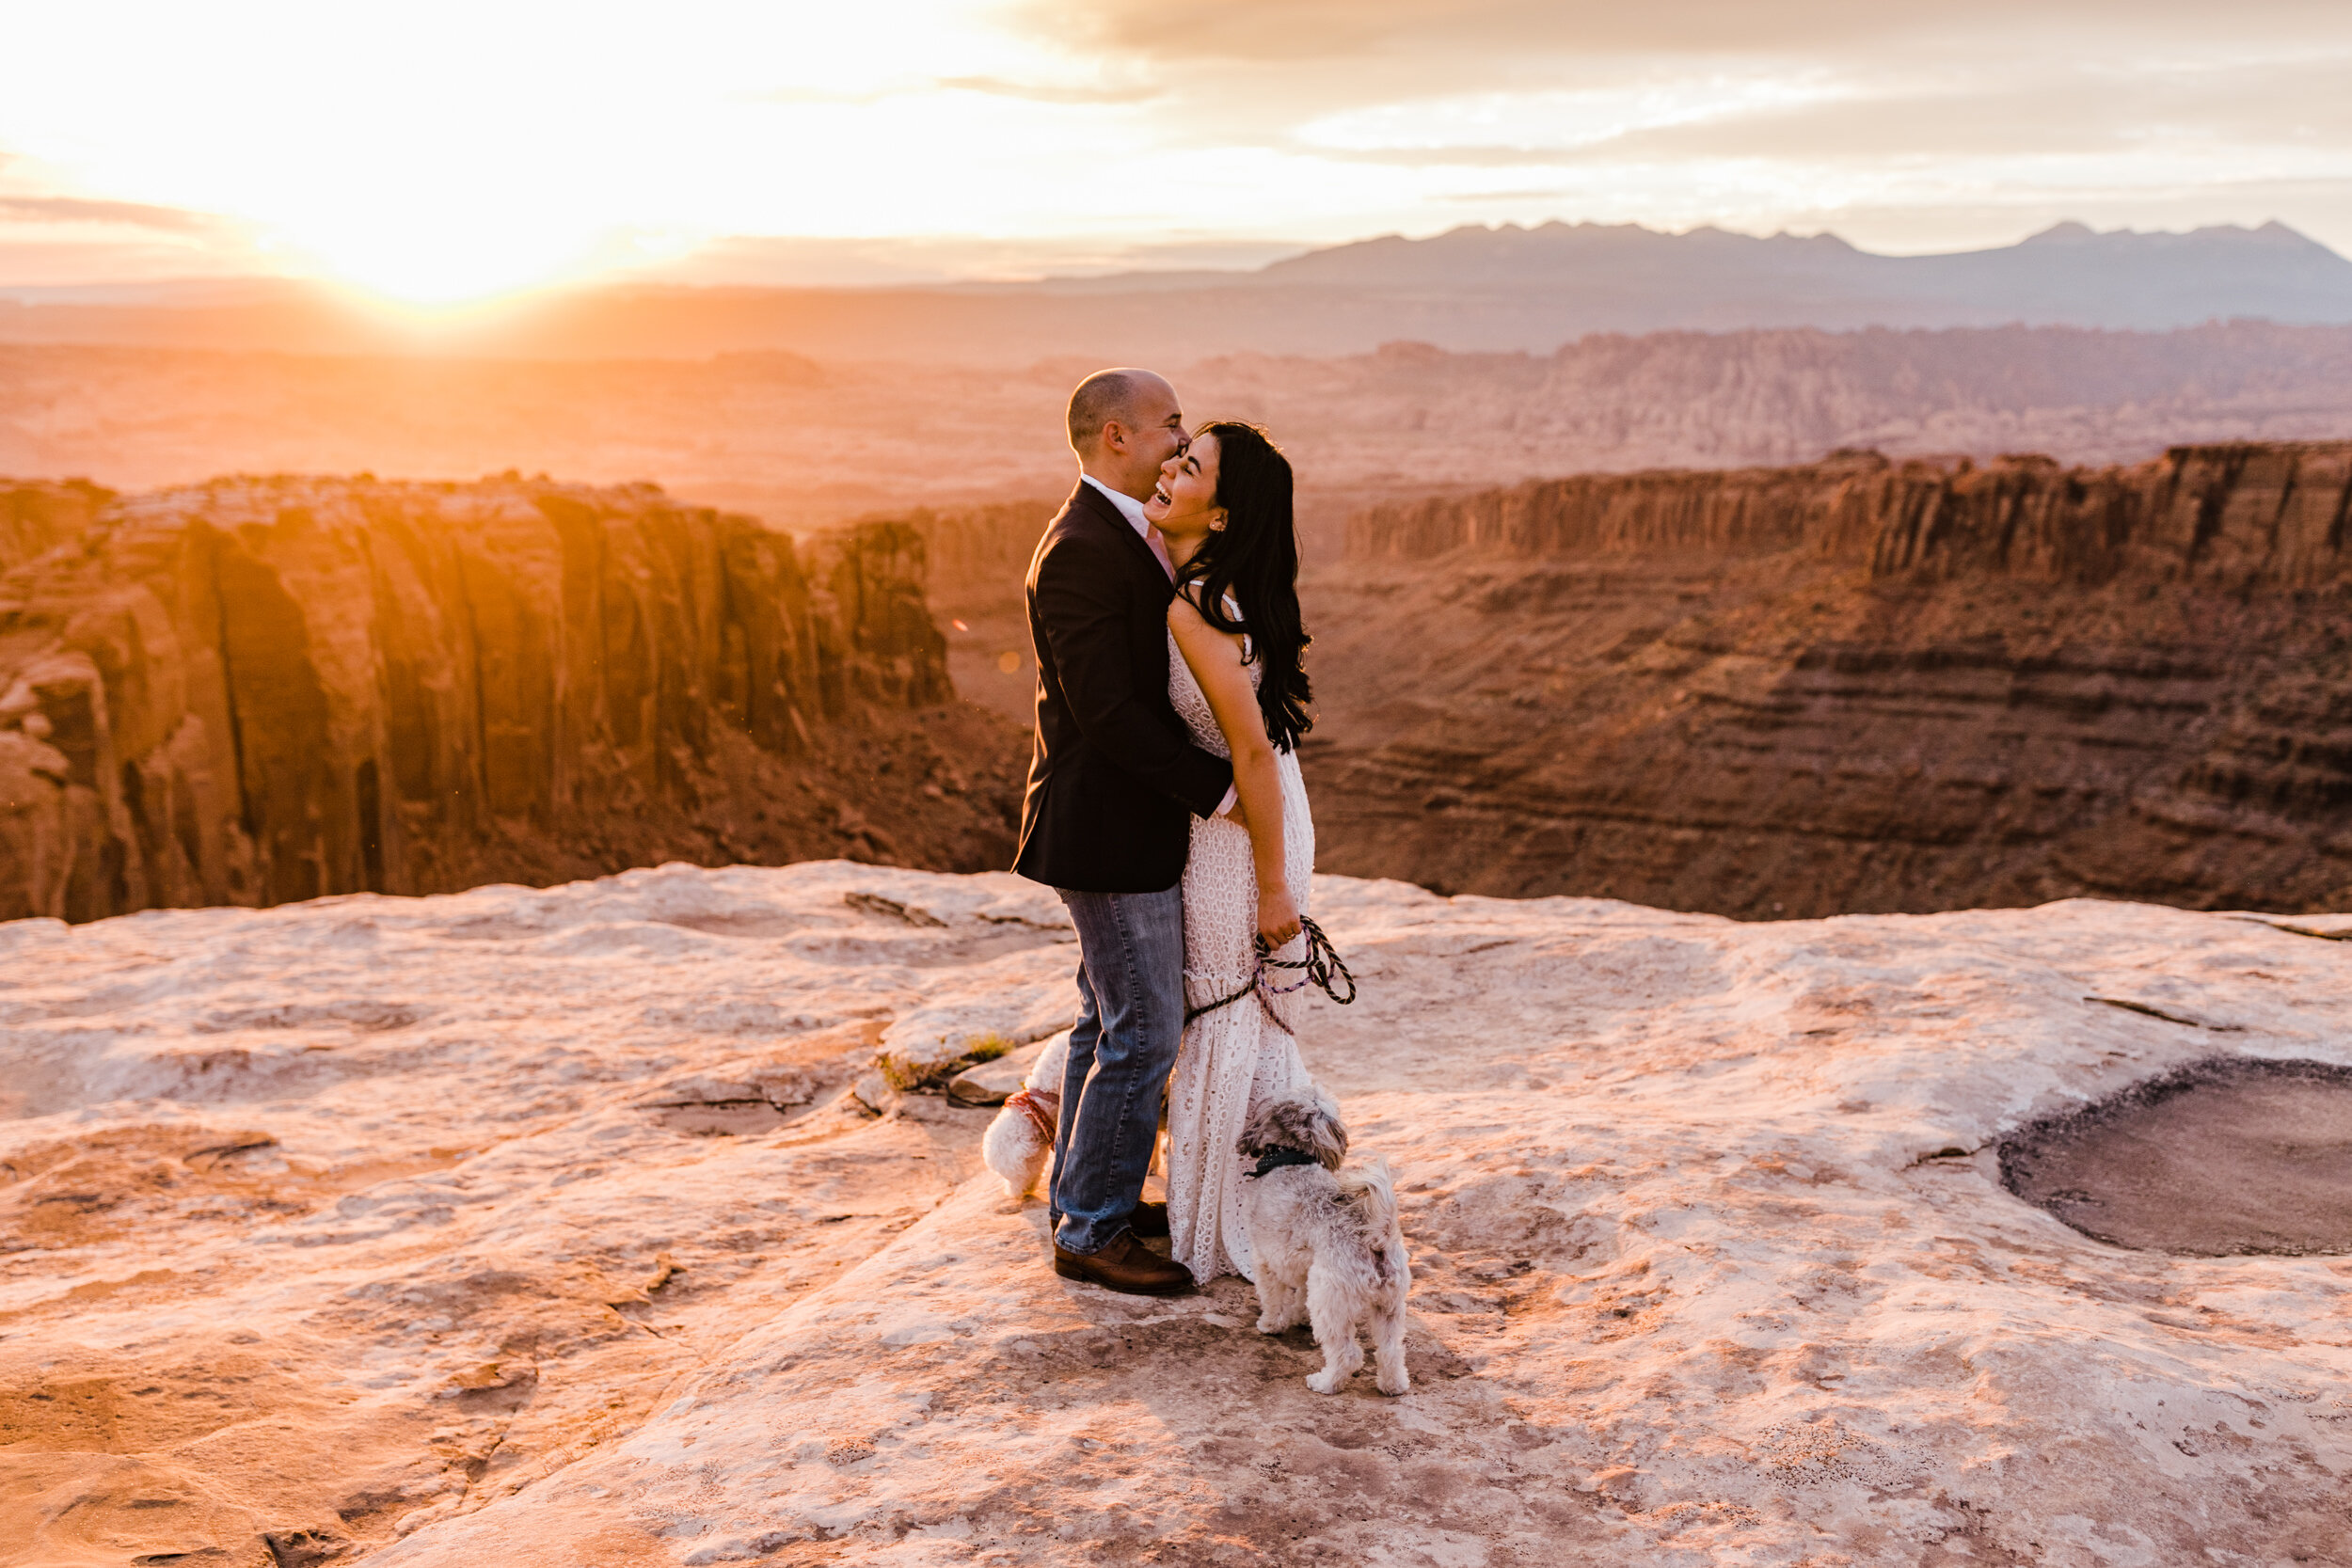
[1176,420,1312,751]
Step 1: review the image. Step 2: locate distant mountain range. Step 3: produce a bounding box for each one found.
[1244,218,2352,330]
[4,220,2349,360]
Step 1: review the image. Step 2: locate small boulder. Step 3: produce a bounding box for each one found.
[877,997,1073,1092]
[945,1033,1059,1107]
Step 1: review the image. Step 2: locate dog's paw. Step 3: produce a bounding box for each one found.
[1375,1370,1409,1397]
[1304,1370,1345,1395]
[1255,1316,1286,1335]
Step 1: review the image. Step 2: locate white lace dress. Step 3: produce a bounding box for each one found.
[1164,613,1319,1285]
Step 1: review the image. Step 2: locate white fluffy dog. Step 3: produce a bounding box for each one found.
[1235,1089,1411,1396]
[981,1029,1069,1199]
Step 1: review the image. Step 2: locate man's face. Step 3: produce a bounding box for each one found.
[1118,376,1188,483]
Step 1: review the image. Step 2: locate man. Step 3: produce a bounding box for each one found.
[1014,368,1236,1296]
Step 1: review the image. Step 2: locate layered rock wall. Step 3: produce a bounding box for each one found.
[1350,451,1902,563]
[0,477,1018,922]
[1869,443,2352,587]
[1353,442,2352,587]
[1311,442,2352,916]
[888,501,1057,724]
[0,479,111,573]
[899,501,1051,588]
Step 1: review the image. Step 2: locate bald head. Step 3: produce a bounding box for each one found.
[1067,368,1166,450]
[1066,367,1187,503]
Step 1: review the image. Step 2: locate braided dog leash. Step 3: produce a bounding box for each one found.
[1184,914,1359,1030]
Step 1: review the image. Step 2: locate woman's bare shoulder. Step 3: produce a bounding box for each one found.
[1167,588,1247,661]
[1168,588,1232,627]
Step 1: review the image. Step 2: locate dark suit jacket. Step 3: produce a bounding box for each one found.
[1012,481,1234,893]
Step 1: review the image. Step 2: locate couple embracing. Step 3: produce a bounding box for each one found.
[1012,368,1321,1297]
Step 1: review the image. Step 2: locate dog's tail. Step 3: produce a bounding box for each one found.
[979,1032,1069,1198]
[1025,1029,1071,1095]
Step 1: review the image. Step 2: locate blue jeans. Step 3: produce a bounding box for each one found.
[1050,883,1185,1255]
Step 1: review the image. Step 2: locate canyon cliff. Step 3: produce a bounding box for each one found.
[0,477,109,571]
[1306,441,2352,916]
[0,476,1023,922]
[895,501,1059,725]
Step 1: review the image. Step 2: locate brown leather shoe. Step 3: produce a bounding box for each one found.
[1128,1200,1169,1239]
[1054,1232,1193,1296]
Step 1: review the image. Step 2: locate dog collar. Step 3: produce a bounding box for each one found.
[1246,1146,1322,1180]
[1004,1086,1058,1144]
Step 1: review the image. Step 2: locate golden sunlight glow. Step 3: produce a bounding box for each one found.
[3,1,2350,295]
[1,0,1054,304]
[286,223,607,307]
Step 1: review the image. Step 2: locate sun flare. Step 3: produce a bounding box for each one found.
[281,216,633,309]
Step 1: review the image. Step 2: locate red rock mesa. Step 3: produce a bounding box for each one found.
[0,477,1022,921]
[1304,441,2352,916]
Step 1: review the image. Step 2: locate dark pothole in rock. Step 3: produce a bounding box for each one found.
[2000,1057,2352,1256]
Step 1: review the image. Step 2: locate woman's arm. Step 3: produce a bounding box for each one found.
[1168,594,1301,949]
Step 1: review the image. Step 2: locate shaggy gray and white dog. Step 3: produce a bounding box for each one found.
[1235,1089,1411,1396]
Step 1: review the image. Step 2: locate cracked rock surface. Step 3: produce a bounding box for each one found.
[3,862,2350,1565]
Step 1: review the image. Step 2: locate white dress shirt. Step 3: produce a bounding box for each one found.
[1079,473,1239,820]
[1081,474,1171,575]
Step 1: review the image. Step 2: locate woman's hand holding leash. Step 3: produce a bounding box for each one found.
[1257,882,1303,950]
[1187,914,1359,1027]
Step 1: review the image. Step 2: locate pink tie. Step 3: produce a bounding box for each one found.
[1147,530,1175,581]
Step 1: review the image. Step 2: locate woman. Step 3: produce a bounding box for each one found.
[1143,420,1321,1285]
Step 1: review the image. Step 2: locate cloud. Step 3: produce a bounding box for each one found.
[994,0,2352,182]
[1438,188,1577,206]
[1025,0,1834,61]
[0,235,262,290]
[935,75,1154,106]
[0,196,223,231]
[1564,57,2352,166]
[0,184,256,288]
[1313,145,1609,169]
[1022,0,2352,65]
[1295,53,2352,173]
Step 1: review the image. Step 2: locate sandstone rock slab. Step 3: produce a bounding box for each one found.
[3,864,2349,1565]
[946,1033,1059,1107]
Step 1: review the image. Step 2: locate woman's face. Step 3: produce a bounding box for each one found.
[1144,432,1224,541]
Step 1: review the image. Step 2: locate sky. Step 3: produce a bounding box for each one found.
[1,0,2348,304]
